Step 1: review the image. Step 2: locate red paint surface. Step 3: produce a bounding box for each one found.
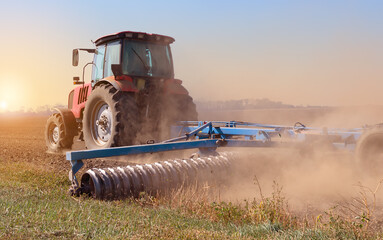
[69,77,187,119]
[70,83,92,119]
[103,76,138,92]
[163,79,189,95]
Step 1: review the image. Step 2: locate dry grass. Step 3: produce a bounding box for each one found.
[2,114,383,239]
[2,155,383,239]
[133,174,383,239]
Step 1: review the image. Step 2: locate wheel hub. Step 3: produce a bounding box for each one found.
[93,103,113,145]
[52,126,59,143]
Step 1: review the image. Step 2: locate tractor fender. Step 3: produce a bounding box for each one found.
[53,108,78,137]
[163,79,189,95]
[95,76,138,92]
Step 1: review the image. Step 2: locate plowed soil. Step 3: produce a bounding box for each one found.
[0,115,195,176]
[2,107,383,238]
[2,106,383,174]
[2,106,383,205]
[0,116,69,172]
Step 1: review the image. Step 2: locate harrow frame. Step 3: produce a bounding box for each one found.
[67,121,367,191]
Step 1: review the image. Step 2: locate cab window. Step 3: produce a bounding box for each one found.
[91,45,105,81]
[104,41,121,77]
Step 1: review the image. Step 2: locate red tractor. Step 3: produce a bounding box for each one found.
[45,31,197,152]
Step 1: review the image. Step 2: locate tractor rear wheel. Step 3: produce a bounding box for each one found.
[83,84,139,149]
[162,94,198,122]
[45,113,74,152]
[158,94,198,140]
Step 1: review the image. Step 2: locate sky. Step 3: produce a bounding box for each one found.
[0,0,382,111]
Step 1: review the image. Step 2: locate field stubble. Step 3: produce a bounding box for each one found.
[1,107,383,239]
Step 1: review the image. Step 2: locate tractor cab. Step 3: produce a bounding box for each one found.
[73,31,175,88]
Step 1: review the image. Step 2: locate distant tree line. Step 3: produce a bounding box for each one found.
[0,99,324,117]
[195,98,299,111]
[0,104,66,117]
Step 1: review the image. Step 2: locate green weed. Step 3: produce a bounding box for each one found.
[1,159,383,239]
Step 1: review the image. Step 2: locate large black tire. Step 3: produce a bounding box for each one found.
[158,94,198,140]
[83,84,139,149]
[165,94,198,122]
[45,113,74,152]
[355,129,383,174]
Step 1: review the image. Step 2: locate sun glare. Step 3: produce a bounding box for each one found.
[0,101,8,111]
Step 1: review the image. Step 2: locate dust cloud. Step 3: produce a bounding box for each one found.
[203,106,383,214]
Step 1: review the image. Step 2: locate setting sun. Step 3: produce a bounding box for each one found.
[0,76,26,111]
[0,101,7,111]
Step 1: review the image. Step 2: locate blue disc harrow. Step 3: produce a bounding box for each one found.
[66,121,378,199]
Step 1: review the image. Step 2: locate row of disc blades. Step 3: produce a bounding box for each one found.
[80,153,233,199]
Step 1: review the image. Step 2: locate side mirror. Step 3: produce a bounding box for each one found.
[72,49,79,66]
[111,64,123,77]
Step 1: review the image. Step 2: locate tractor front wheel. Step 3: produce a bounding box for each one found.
[45,113,75,152]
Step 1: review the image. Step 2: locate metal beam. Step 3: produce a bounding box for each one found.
[67,138,297,163]
[67,139,219,161]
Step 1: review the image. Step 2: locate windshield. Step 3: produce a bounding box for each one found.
[122,39,173,78]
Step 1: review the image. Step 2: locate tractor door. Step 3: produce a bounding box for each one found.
[91,42,122,88]
[91,45,105,87]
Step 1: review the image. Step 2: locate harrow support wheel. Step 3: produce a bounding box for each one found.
[45,113,75,152]
[356,129,383,174]
[83,84,139,149]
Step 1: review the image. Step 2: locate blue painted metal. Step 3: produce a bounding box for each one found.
[164,122,213,143]
[67,120,368,182]
[67,139,218,162]
[70,160,84,175]
[171,121,364,143]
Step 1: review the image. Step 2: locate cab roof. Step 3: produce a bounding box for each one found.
[94,31,175,46]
